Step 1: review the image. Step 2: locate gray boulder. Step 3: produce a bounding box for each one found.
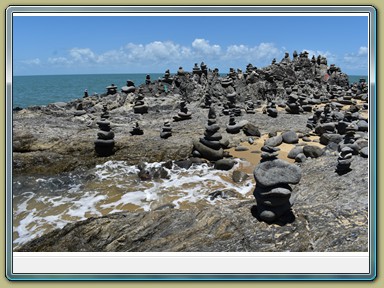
[254,159,302,187]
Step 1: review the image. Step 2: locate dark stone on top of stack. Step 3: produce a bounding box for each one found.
[95,119,115,157]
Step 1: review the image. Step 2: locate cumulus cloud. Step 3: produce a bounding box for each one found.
[40,38,284,72]
[192,38,221,56]
[358,46,368,56]
[21,58,41,65]
[225,43,280,62]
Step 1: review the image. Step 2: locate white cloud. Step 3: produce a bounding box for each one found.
[69,48,99,63]
[39,39,284,71]
[191,38,221,56]
[48,57,72,65]
[21,58,41,65]
[358,46,368,56]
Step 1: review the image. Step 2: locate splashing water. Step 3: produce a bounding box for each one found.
[12,159,255,249]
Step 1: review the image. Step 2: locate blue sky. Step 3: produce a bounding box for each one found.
[13,15,369,76]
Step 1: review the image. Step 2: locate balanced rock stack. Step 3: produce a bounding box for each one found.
[133,93,148,114]
[245,100,256,114]
[106,84,118,95]
[201,92,212,108]
[160,121,172,139]
[121,79,136,94]
[100,104,109,119]
[192,107,224,161]
[253,156,302,223]
[265,100,278,118]
[130,122,144,136]
[173,101,192,122]
[94,119,115,157]
[285,93,303,114]
[336,146,353,175]
[161,69,173,85]
[226,113,248,134]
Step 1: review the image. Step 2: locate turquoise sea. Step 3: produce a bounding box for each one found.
[12,73,367,108]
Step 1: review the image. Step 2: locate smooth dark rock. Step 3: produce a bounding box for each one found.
[264,135,283,147]
[242,123,261,137]
[303,145,324,158]
[288,146,304,159]
[214,159,236,171]
[234,146,249,152]
[295,153,307,163]
[320,133,343,146]
[282,131,299,144]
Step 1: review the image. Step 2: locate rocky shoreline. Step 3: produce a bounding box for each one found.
[13,51,369,252]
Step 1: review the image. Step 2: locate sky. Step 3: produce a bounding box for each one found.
[12,15,369,76]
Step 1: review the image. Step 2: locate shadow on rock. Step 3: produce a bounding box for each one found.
[251,205,296,226]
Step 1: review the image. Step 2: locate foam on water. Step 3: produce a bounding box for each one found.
[13,159,255,249]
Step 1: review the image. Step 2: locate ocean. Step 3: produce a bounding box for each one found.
[12,73,368,108]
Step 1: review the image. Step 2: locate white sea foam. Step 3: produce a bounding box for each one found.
[13,159,255,248]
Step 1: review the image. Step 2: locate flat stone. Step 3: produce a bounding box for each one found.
[264,135,283,147]
[254,159,302,187]
[320,133,343,145]
[235,146,249,152]
[242,123,261,137]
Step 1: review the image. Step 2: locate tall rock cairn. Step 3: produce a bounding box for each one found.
[192,107,224,161]
[94,116,115,157]
[253,146,302,223]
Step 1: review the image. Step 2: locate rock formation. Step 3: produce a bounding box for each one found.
[253,152,302,223]
[94,119,115,157]
[192,107,225,161]
[160,121,172,139]
[130,122,144,136]
[173,101,192,121]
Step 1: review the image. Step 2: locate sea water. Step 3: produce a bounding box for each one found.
[12,74,367,108]
[12,160,255,249]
